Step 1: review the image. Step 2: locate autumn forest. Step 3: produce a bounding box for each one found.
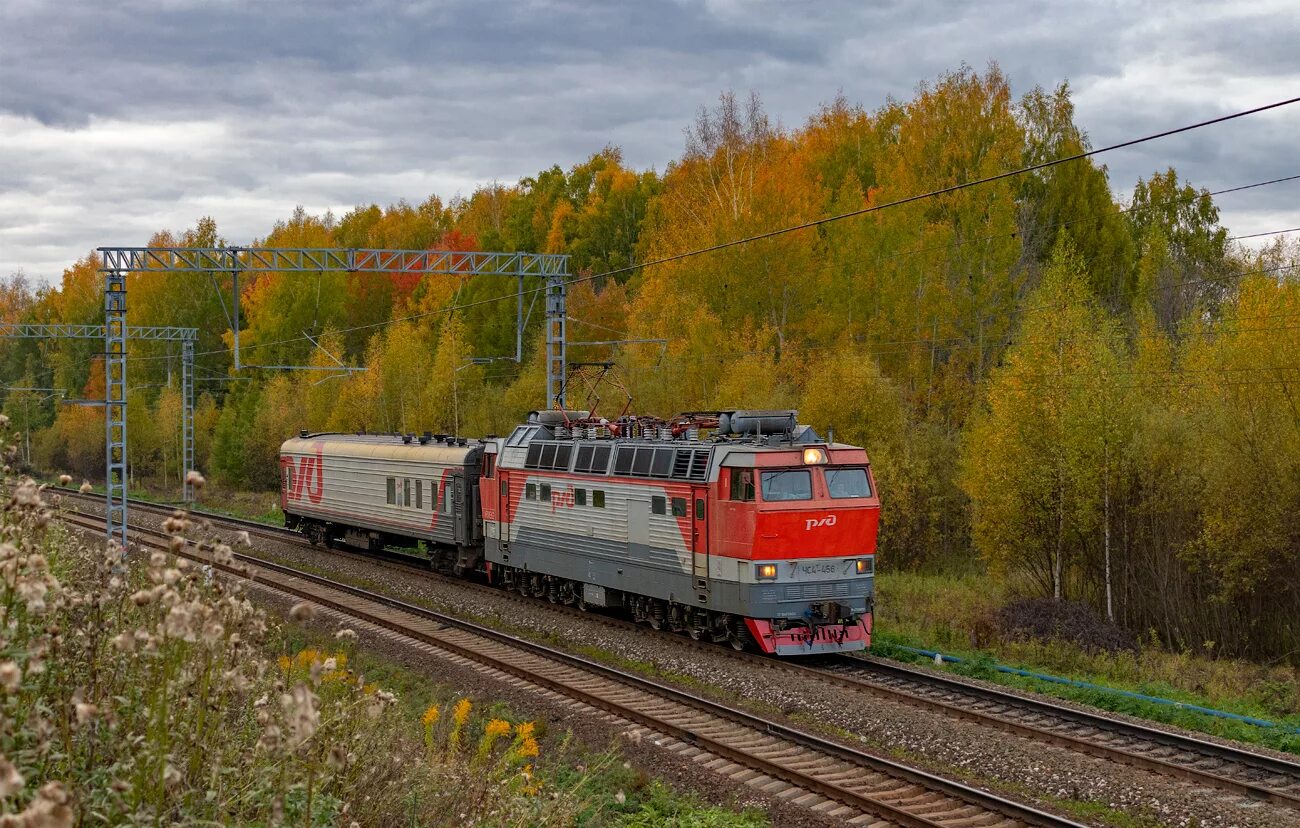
[3,66,1297,662]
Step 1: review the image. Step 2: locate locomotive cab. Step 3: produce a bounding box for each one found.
[714,444,879,655]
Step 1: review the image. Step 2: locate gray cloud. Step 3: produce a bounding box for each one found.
[1,0,1296,282]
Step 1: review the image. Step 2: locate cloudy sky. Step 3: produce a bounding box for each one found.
[1,0,1296,283]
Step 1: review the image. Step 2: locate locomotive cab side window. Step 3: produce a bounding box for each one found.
[671,497,687,517]
[651,495,666,515]
[728,468,755,501]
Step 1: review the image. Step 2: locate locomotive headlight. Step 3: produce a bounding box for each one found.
[855,558,869,574]
[755,564,778,580]
[802,447,828,465]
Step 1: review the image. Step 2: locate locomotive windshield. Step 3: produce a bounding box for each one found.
[760,470,812,501]
[826,468,872,498]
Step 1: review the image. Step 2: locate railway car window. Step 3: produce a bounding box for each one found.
[593,490,606,508]
[574,444,594,473]
[539,443,558,469]
[632,447,653,476]
[525,443,543,468]
[416,480,423,509]
[728,469,755,501]
[284,466,294,490]
[554,443,573,470]
[760,470,812,501]
[651,496,666,515]
[526,483,537,501]
[671,497,687,517]
[403,479,411,507]
[651,448,673,477]
[574,488,586,506]
[540,483,551,502]
[591,444,612,473]
[614,448,634,475]
[386,477,396,505]
[444,485,453,513]
[826,468,872,498]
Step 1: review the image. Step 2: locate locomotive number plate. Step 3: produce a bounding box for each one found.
[796,562,838,576]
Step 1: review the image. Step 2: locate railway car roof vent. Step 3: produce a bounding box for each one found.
[418,433,430,445]
[402,433,412,444]
[298,429,308,438]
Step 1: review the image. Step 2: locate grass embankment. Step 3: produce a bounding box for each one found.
[2,469,763,826]
[875,571,1300,753]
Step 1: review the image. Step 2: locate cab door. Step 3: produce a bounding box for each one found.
[692,486,710,598]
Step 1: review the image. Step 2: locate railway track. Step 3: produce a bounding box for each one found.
[55,507,1086,828]
[58,489,1300,813]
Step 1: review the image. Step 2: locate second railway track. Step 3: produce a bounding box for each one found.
[57,507,1086,828]
[59,488,1300,814]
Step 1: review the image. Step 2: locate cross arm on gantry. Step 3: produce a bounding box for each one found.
[0,324,201,523]
[95,246,570,550]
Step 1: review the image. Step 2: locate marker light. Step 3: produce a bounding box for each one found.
[802,447,827,465]
[855,559,870,574]
[755,564,778,580]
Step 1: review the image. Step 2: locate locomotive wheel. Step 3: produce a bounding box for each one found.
[648,616,662,630]
[576,597,588,612]
[688,626,703,641]
[730,636,746,651]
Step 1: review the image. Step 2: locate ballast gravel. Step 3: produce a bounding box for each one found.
[69,497,1300,828]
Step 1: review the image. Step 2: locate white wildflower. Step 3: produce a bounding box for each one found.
[0,755,23,796]
[236,530,252,546]
[334,628,357,642]
[185,469,205,489]
[78,480,92,494]
[57,474,72,486]
[288,602,315,622]
[0,661,20,692]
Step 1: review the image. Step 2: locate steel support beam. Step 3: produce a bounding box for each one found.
[0,323,199,509]
[546,272,567,408]
[89,244,568,543]
[104,272,128,551]
[98,247,568,277]
[181,339,195,502]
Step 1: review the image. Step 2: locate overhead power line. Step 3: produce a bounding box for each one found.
[127,96,1300,363]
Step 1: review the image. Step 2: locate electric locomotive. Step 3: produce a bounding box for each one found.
[279,409,879,656]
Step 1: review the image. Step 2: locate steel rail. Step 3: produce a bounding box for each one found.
[56,507,1083,828]
[56,488,1300,811]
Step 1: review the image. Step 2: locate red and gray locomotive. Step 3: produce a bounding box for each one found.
[280,410,879,656]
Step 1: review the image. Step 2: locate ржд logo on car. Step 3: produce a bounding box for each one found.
[804,514,837,530]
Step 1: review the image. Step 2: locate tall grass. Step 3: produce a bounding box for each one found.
[0,443,597,824]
